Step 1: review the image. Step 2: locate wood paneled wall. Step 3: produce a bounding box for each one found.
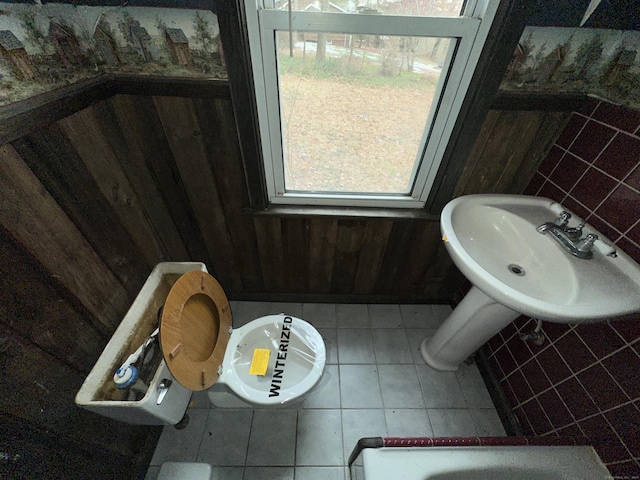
[0,79,569,477]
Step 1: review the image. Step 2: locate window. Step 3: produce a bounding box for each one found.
[245,0,501,209]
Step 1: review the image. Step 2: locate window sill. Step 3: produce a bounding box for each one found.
[247,204,440,221]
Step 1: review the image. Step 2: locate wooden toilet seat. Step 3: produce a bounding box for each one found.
[159,270,232,391]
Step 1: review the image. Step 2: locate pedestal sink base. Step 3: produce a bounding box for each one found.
[421,286,520,371]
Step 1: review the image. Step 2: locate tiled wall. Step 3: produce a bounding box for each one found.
[485,97,640,476]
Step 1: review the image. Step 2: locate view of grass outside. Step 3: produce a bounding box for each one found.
[277,33,451,194]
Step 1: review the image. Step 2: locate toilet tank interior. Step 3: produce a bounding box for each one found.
[92,272,182,402]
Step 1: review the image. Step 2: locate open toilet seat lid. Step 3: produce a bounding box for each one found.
[159,270,232,391]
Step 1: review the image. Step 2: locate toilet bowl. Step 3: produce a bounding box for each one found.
[159,269,326,407]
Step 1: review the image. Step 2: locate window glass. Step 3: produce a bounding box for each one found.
[272,0,466,17]
[277,31,453,195]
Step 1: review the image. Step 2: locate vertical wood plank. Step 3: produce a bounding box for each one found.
[193,97,262,292]
[57,106,168,268]
[11,125,149,298]
[309,218,338,293]
[0,144,129,332]
[353,220,393,295]
[112,95,213,266]
[491,111,545,193]
[153,96,238,290]
[502,111,570,193]
[253,216,285,293]
[282,218,310,293]
[331,220,366,294]
[93,97,190,261]
[0,229,107,373]
[453,110,502,197]
[374,221,419,293]
[391,222,443,295]
[460,111,524,195]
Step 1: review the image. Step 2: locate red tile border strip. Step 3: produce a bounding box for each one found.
[382,436,590,447]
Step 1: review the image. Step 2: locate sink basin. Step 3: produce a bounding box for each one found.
[442,194,640,323]
[421,194,640,371]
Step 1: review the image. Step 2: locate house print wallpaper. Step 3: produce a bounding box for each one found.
[0,3,226,107]
[501,26,640,109]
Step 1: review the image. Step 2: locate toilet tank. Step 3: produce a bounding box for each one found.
[75,262,207,425]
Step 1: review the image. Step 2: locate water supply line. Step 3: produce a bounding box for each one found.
[519,319,545,346]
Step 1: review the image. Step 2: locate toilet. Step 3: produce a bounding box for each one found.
[158,269,326,407]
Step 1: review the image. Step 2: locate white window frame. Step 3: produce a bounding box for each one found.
[245,0,501,209]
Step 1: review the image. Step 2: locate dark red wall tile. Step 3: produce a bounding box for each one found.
[592,102,640,134]
[607,461,640,478]
[612,313,640,343]
[494,345,517,377]
[556,423,583,438]
[601,347,640,400]
[554,330,597,373]
[575,322,625,359]
[507,336,532,365]
[542,321,571,342]
[626,164,640,191]
[520,358,551,394]
[604,403,640,458]
[521,398,553,435]
[538,388,572,429]
[593,132,640,180]
[577,97,600,117]
[536,345,571,384]
[570,167,618,210]
[549,152,588,191]
[501,321,518,342]
[523,172,544,195]
[556,114,587,149]
[501,379,519,406]
[556,377,598,420]
[513,406,534,435]
[578,415,628,463]
[578,364,627,412]
[595,184,640,233]
[560,194,590,219]
[538,146,565,176]
[487,333,503,353]
[538,180,566,203]
[508,369,534,405]
[569,120,616,163]
[628,222,640,245]
[614,237,640,264]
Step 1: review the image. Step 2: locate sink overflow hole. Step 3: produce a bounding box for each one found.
[508,264,526,276]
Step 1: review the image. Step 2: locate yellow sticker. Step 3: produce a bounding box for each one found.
[249,348,271,376]
[442,235,449,242]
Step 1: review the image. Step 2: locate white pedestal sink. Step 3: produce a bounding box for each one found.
[422,194,640,371]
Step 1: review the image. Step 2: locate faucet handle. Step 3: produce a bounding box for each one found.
[577,233,598,253]
[565,221,585,239]
[554,211,571,227]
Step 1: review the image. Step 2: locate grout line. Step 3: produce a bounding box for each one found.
[574,111,640,141]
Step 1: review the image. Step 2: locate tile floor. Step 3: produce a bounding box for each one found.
[146,302,505,480]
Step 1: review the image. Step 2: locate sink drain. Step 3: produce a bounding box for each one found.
[508,264,526,276]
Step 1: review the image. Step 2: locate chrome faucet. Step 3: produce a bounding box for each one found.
[536,211,597,259]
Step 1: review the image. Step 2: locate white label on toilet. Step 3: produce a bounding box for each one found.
[269,316,293,397]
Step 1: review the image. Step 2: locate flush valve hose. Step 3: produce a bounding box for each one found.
[113,327,159,389]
